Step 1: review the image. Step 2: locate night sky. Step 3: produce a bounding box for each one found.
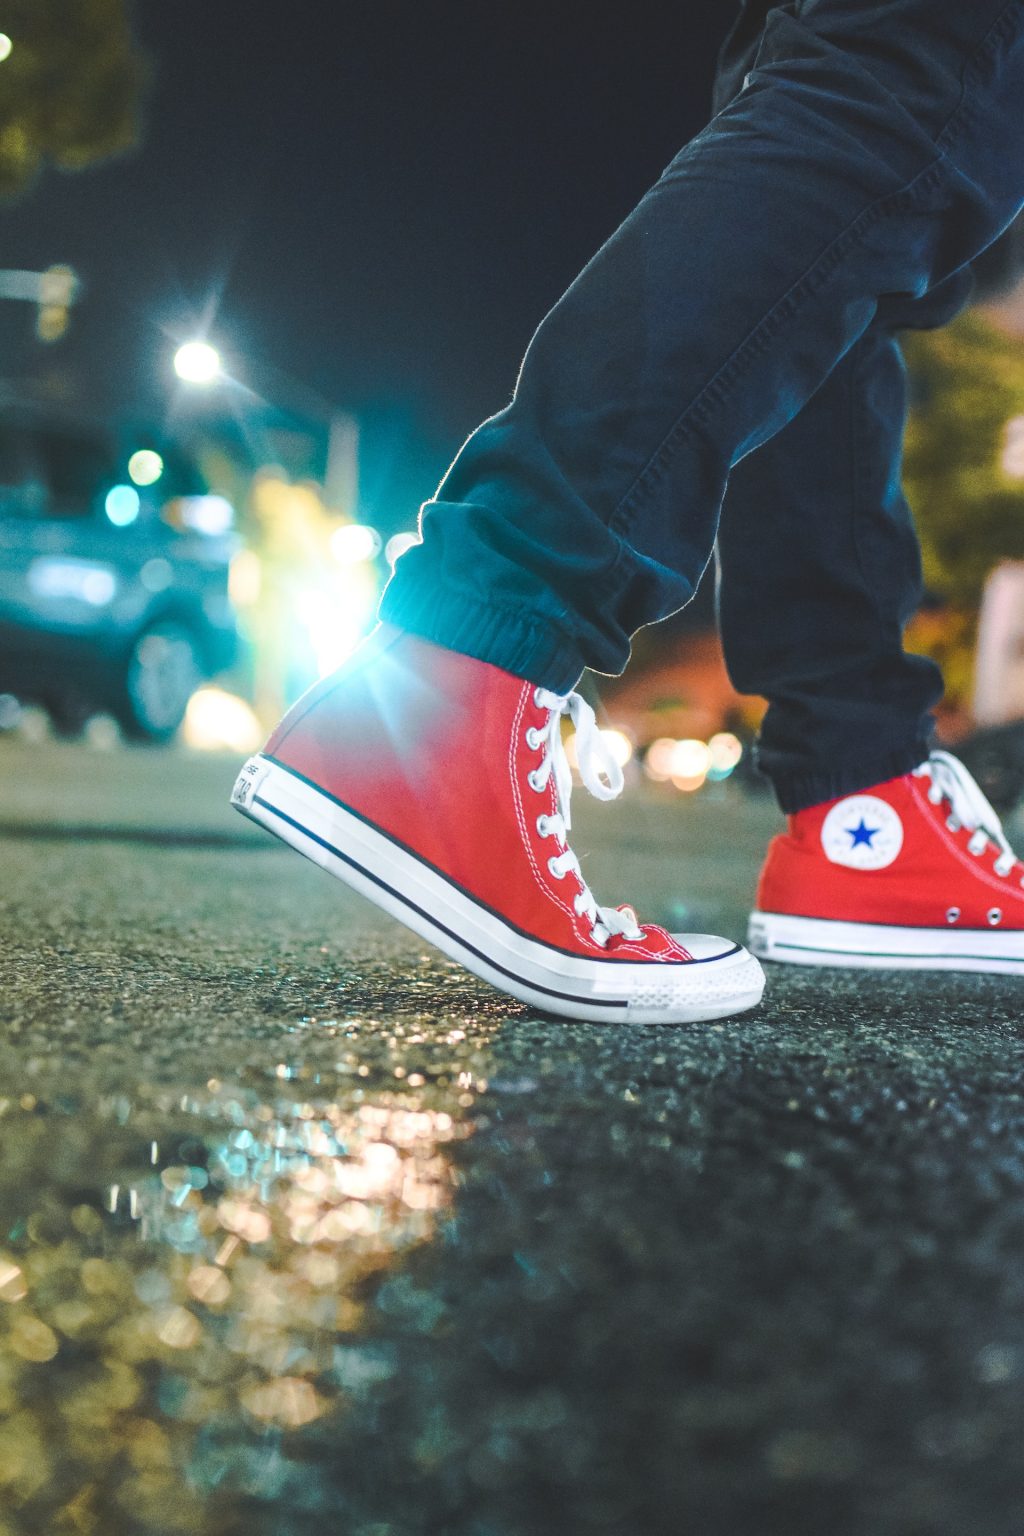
[3,1,734,532]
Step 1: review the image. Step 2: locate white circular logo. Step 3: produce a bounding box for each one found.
[820,795,904,870]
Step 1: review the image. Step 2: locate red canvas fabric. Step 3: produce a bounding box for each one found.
[759,773,1024,929]
[266,628,691,963]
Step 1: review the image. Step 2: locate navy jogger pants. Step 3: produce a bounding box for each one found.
[382,0,1024,810]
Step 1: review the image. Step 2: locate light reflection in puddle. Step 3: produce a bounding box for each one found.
[0,1031,490,1529]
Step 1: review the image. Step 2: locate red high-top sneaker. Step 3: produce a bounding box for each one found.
[231,627,764,1023]
[749,751,1024,973]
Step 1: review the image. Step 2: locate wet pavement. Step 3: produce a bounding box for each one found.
[1,740,1024,1535]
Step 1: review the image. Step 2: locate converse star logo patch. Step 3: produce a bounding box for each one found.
[821,795,904,870]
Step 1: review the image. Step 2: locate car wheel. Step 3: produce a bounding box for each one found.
[117,621,204,742]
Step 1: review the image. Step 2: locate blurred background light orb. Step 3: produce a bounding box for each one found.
[179,494,234,536]
[229,549,262,607]
[670,738,712,792]
[183,688,263,753]
[600,728,633,768]
[104,485,141,526]
[330,523,381,565]
[0,35,12,62]
[174,340,221,385]
[384,531,419,566]
[707,731,743,780]
[644,737,678,782]
[128,449,164,486]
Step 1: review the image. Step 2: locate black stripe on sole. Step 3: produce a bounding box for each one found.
[251,789,748,1014]
[254,793,623,1010]
[263,754,740,970]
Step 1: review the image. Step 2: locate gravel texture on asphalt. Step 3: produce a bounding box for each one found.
[1,743,1023,1536]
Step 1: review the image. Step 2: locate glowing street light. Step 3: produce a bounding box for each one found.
[0,35,12,63]
[174,340,221,386]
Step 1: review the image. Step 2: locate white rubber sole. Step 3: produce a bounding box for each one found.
[749,910,1024,974]
[232,754,765,1023]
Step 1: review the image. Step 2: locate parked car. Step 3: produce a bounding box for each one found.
[0,409,239,740]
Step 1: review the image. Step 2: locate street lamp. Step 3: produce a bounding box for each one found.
[173,340,221,386]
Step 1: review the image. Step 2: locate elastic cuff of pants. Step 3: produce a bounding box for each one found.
[769,738,934,815]
[378,581,585,694]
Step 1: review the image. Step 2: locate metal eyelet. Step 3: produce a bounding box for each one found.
[946,816,960,833]
[532,688,546,709]
[988,908,1003,927]
[525,727,542,750]
[536,815,550,838]
[547,857,566,880]
[526,769,544,792]
[946,907,960,924]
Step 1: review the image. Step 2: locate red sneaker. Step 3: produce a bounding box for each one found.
[231,627,764,1022]
[749,751,1024,972]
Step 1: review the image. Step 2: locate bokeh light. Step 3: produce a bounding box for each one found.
[179,494,234,536]
[183,688,264,753]
[707,731,743,780]
[385,531,419,566]
[670,738,712,793]
[644,737,678,783]
[104,485,141,527]
[28,558,117,607]
[644,734,743,790]
[563,727,633,777]
[128,450,164,486]
[330,524,381,565]
[600,728,633,767]
[0,34,13,62]
[228,549,262,607]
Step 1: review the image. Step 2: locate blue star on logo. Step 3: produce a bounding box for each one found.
[847,819,879,848]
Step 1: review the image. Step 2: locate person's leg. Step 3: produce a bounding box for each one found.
[381,0,1024,698]
[709,1,961,811]
[240,0,1024,1009]
[715,280,972,813]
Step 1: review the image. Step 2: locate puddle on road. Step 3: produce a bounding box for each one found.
[0,1016,495,1534]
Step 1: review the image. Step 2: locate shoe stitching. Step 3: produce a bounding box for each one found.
[511,689,694,965]
[912,780,1024,907]
[508,683,609,954]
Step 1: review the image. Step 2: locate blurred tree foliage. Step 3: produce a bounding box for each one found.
[0,0,145,199]
[902,310,1024,716]
[903,311,1024,606]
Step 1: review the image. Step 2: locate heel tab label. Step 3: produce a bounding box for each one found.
[231,756,269,811]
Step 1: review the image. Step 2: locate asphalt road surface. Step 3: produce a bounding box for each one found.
[1,740,1024,1536]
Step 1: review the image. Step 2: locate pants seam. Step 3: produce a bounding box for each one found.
[607,156,949,540]
[935,2,1024,156]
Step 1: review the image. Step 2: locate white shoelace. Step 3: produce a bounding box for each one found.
[913,750,1020,880]
[526,688,643,947]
